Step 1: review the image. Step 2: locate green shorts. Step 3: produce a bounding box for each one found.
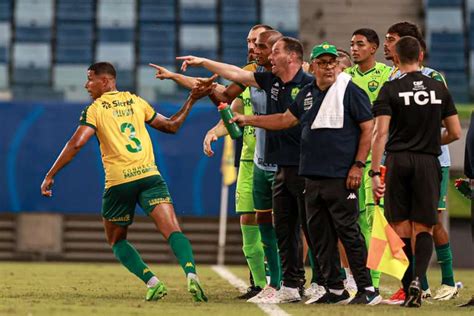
[102,175,172,226]
[253,164,275,212]
[438,167,449,211]
[236,160,255,213]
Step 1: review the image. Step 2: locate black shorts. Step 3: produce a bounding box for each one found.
[385,152,441,226]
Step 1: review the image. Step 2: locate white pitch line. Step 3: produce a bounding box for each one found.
[211,265,291,316]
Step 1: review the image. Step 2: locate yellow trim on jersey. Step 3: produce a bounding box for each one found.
[79,91,160,188]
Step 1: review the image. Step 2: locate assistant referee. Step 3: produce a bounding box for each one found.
[371,36,461,308]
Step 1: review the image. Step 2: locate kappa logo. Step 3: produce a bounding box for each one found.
[185,262,194,268]
[143,268,150,275]
[347,193,357,200]
[303,92,313,110]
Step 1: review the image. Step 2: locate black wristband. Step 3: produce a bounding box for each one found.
[354,160,366,168]
[368,169,381,177]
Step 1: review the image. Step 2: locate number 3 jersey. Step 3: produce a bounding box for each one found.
[79,91,160,188]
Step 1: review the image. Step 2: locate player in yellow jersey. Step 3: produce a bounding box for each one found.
[40,62,212,302]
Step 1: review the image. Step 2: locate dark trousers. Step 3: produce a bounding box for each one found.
[273,166,323,288]
[305,177,371,290]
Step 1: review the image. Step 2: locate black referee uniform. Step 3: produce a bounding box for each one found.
[373,71,458,297]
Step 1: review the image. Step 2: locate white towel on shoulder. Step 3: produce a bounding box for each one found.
[311,72,352,129]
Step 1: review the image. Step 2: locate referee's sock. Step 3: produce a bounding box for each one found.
[401,238,413,294]
[414,232,434,281]
[112,239,155,284]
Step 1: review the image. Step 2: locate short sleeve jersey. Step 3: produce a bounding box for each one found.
[79,91,160,188]
[389,66,451,166]
[345,62,391,104]
[254,68,314,166]
[289,80,373,177]
[373,72,458,156]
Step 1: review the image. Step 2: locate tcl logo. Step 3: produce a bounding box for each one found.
[398,91,442,106]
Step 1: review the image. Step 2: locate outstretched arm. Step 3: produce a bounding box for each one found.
[41,125,96,197]
[230,109,299,131]
[149,63,198,90]
[203,98,244,157]
[177,56,258,88]
[148,84,214,134]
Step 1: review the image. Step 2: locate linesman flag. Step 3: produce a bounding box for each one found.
[367,205,409,280]
[221,135,237,186]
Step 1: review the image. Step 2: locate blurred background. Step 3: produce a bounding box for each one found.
[0,0,472,265]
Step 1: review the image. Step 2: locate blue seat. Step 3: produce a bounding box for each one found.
[222,24,254,49]
[56,45,93,64]
[180,8,217,23]
[12,66,51,85]
[427,0,462,7]
[15,26,52,42]
[57,1,94,21]
[139,23,175,46]
[180,49,217,60]
[430,32,465,51]
[139,46,175,65]
[98,28,135,43]
[56,22,93,46]
[0,0,12,21]
[140,1,175,23]
[222,47,247,66]
[0,46,8,63]
[116,69,135,92]
[12,84,63,101]
[222,7,257,23]
[443,71,468,86]
[429,52,465,71]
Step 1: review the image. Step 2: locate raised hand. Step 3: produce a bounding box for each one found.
[149,63,174,80]
[41,176,54,197]
[176,56,205,72]
[203,132,218,157]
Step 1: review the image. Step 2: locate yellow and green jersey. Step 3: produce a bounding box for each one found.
[79,91,160,189]
[345,62,391,104]
[238,87,256,161]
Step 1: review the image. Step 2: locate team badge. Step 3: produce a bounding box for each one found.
[291,87,300,100]
[368,80,379,92]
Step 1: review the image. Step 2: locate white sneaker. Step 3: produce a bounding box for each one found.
[422,288,432,299]
[344,275,357,297]
[305,284,327,304]
[259,285,301,304]
[247,286,277,303]
[433,284,459,301]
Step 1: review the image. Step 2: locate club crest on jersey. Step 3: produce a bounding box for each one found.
[412,80,426,91]
[303,92,313,110]
[291,87,300,100]
[368,80,379,92]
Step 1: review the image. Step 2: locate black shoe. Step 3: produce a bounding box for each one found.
[237,286,262,300]
[349,289,382,305]
[403,278,422,308]
[328,289,352,305]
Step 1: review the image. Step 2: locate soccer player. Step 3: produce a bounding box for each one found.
[178,37,320,304]
[40,62,210,302]
[384,21,460,302]
[345,28,391,293]
[372,36,461,307]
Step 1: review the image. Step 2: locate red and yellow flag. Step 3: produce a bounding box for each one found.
[221,135,237,186]
[367,205,409,280]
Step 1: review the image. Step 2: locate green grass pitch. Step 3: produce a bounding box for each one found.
[0,262,472,315]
